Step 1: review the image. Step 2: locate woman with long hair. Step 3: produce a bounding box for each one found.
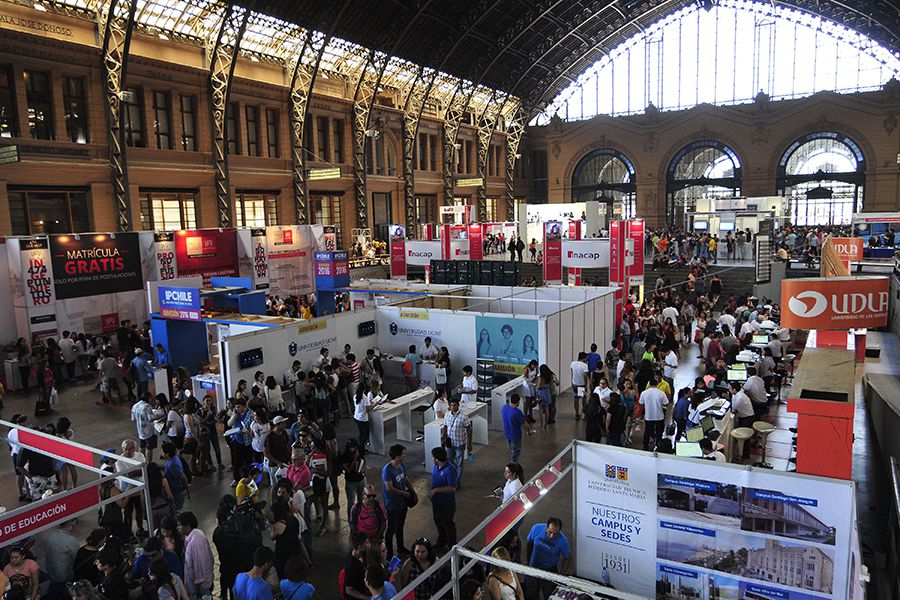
[535,364,554,430]
[487,546,524,600]
[271,498,307,578]
[155,516,185,560]
[146,462,174,527]
[279,556,318,600]
[265,375,285,414]
[477,328,492,356]
[397,538,437,599]
[583,393,604,443]
[605,393,627,446]
[148,556,189,600]
[501,462,524,504]
[352,381,373,449]
[522,360,538,424]
[56,416,77,489]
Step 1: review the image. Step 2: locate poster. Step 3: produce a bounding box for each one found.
[153,233,177,281]
[781,276,888,329]
[49,233,143,300]
[267,226,313,297]
[321,225,337,251]
[390,225,407,279]
[19,237,58,340]
[468,223,484,262]
[158,286,201,321]
[174,229,239,287]
[441,224,468,260]
[575,443,855,600]
[626,219,645,287]
[609,220,623,287]
[250,228,269,290]
[543,221,563,284]
[475,315,539,376]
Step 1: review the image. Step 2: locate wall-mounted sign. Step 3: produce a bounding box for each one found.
[50,233,144,299]
[0,144,19,164]
[455,177,483,187]
[781,276,889,330]
[307,167,342,181]
[158,286,201,321]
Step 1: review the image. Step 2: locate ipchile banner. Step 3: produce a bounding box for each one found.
[50,233,144,299]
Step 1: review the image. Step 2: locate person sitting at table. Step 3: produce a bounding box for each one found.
[419,337,439,361]
[756,348,776,392]
[699,438,726,462]
[742,367,768,414]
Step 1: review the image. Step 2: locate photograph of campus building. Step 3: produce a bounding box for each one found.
[745,539,834,595]
[656,563,741,600]
[741,489,836,545]
[658,474,743,527]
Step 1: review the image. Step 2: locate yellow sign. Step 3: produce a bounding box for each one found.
[308,167,341,181]
[297,320,327,335]
[455,177,483,187]
[399,310,429,321]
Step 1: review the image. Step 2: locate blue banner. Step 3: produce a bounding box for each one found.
[475,315,539,375]
[159,286,201,321]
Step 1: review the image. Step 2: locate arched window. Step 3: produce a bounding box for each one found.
[667,141,741,227]
[532,0,900,124]
[777,132,864,226]
[571,148,636,220]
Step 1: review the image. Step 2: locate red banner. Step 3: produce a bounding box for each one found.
[609,221,624,286]
[174,229,239,286]
[543,221,563,284]
[0,486,99,546]
[18,428,93,466]
[781,276,889,329]
[468,223,483,262]
[626,219,645,287]
[390,225,407,279]
[829,237,863,262]
[568,220,581,240]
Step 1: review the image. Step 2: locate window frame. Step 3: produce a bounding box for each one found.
[139,191,198,231]
[265,108,279,158]
[23,69,54,140]
[235,191,278,227]
[0,64,18,138]
[123,86,146,148]
[152,90,172,150]
[62,76,88,144]
[226,101,240,155]
[179,94,197,151]
[245,104,260,156]
[8,187,90,235]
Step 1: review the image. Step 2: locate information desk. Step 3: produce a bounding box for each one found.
[381,356,440,397]
[490,376,526,431]
[423,401,490,457]
[370,387,436,456]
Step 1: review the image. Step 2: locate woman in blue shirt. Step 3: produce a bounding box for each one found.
[279,556,317,600]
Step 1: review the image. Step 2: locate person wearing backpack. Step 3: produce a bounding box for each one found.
[348,484,387,542]
[402,345,420,393]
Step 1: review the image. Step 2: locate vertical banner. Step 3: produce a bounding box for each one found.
[626,219,645,288]
[543,220,563,284]
[266,226,313,297]
[390,225,407,279]
[441,223,451,260]
[20,237,58,341]
[321,226,337,251]
[756,219,773,284]
[422,223,435,241]
[250,228,269,290]
[153,233,177,281]
[609,220,624,287]
[468,223,484,262]
[568,220,582,240]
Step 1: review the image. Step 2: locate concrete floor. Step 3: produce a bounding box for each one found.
[0,331,893,598]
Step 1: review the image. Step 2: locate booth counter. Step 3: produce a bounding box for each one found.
[369,387,435,456]
[490,376,526,431]
[382,356,441,397]
[423,401,490,458]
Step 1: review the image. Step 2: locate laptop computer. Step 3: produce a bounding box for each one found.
[676,442,703,457]
[685,427,705,442]
[753,334,769,344]
[727,369,748,381]
[701,415,716,434]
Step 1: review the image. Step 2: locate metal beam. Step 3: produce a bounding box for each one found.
[401,66,437,237]
[207,4,248,228]
[475,91,507,221]
[504,105,526,221]
[288,31,328,225]
[441,78,476,207]
[351,49,391,230]
[99,0,137,232]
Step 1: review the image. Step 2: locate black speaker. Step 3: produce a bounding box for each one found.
[479,262,495,285]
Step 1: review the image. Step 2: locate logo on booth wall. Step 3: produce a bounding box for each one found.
[288,342,297,356]
[605,464,628,481]
[408,250,434,258]
[787,291,827,319]
[389,322,398,336]
[567,251,601,260]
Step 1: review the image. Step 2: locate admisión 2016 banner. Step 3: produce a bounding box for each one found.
[574,442,855,600]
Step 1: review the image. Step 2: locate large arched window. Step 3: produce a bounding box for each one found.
[571,149,636,220]
[777,132,865,226]
[532,0,900,124]
[667,141,741,227]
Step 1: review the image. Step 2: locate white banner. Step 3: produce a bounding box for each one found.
[575,442,854,600]
[405,241,442,266]
[267,225,314,297]
[19,237,58,340]
[250,229,269,290]
[562,239,610,268]
[152,233,178,281]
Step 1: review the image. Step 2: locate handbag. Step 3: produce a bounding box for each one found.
[435,367,447,385]
[404,477,418,508]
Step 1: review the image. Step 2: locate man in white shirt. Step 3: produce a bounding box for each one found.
[663,349,678,391]
[640,375,669,451]
[739,319,756,339]
[117,438,147,534]
[661,305,679,324]
[419,337,439,361]
[570,352,589,419]
[130,394,160,461]
[592,377,612,410]
[58,331,77,382]
[742,367,767,409]
[283,360,302,408]
[315,347,330,369]
[729,381,755,427]
[717,310,736,334]
[766,336,784,360]
[699,438,726,463]
[458,365,478,404]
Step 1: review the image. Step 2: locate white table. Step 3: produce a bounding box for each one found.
[490,376,526,431]
[381,356,439,397]
[423,401,490,457]
[153,367,169,398]
[369,387,436,455]
[4,359,33,391]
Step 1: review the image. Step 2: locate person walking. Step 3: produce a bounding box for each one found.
[524,517,572,600]
[501,394,531,462]
[429,447,458,552]
[639,374,669,451]
[381,444,411,557]
[441,399,473,485]
[177,511,214,600]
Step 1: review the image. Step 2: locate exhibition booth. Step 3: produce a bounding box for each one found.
[396,440,866,600]
[0,225,330,347]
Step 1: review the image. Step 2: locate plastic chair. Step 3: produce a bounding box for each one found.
[752,421,776,469]
[730,427,754,464]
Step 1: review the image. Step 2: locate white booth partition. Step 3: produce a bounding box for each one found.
[220,308,375,399]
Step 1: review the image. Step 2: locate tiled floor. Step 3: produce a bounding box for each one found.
[0,331,895,598]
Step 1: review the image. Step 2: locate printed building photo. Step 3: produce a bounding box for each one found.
[658,474,743,527]
[740,489,836,545]
[745,539,834,595]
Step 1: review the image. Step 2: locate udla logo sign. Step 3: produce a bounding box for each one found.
[781,277,889,329]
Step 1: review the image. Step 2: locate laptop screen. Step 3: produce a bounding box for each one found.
[685,427,705,442]
[753,334,769,344]
[701,415,716,434]
[676,442,703,457]
[727,369,748,381]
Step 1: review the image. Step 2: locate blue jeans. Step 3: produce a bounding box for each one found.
[447,445,465,483]
[508,438,522,462]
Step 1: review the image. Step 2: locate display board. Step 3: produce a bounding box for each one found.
[405,241,442,266]
[174,229,239,286]
[575,442,855,600]
[390,225,407,279]
[475,314,540,376]
[562,239,610,268]
[49,233,144,299]
[266,226,314,297]
[781,276,888,329]
[543,221,563,284]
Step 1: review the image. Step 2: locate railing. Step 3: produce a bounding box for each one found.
[889,457,900,600]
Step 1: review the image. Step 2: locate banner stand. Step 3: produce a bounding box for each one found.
[0,419,151,546]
